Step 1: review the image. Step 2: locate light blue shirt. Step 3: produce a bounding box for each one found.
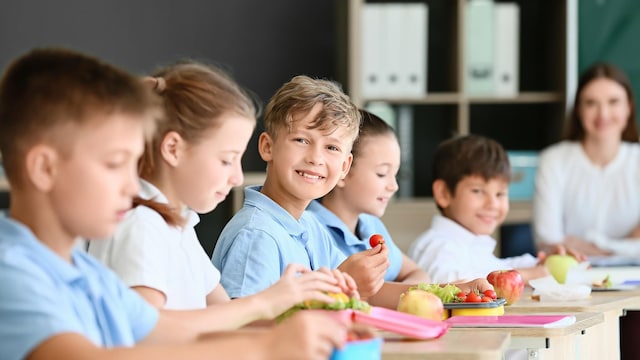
[0,216,158,360]
[307,200,403,281]
[212,186,347,298]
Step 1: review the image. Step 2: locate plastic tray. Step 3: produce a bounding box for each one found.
[444,297,506,309]
[351,306,450,340]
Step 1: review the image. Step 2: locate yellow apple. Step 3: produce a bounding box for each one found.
[545,254,578,284]
[397,289,444,321]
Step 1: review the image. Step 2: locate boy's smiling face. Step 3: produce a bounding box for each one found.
[259,103,353,216]
[434,175,509,235]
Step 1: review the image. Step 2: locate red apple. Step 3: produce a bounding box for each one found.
[486,270,524,305]
[396,289,444,321]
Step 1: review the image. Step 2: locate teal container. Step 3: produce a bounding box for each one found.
[330,337,383,360]
[507,151,538,201]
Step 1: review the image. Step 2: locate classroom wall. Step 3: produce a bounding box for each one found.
[579,0,640,125]
[0,0,339,255]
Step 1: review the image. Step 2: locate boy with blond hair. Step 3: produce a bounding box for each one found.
[213,75,366,297]
[213,77,493,307]
[0,48,348,360]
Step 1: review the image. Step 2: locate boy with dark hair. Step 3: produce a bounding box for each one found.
[408,134,552,285]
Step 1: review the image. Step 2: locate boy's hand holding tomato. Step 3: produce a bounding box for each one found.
[338,238,390,299]
[369,234,385,248]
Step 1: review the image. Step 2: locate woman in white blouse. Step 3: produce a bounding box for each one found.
[534,62,640,257]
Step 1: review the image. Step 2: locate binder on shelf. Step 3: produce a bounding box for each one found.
[360,4,386,98]
[360,3,428,98]
[396,105,414,198]
[465,0,495,95]
[383,4,405,96]
[494,3,519,96]
[399,3,428,97]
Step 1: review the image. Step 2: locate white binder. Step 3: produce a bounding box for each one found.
[383,4,405,96]
[361,4,386,98]
[399,3,428,97]
[494,3,519,96]
[465,0,495,95]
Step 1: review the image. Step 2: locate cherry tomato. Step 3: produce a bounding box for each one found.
[456,291,467,302]
[369,234,385,247]
[465,292,482,303]
[481,296,493,302]
[483,289,497,300]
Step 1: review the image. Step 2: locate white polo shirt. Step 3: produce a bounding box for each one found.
[89,180,219,310]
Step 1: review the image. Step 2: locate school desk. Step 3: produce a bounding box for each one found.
[505,289,640,360]
[381,330,510,360]
[449,312,602,360]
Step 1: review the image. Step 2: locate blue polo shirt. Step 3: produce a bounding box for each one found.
[212,186,347,298]
[0,216,158,360]
[307,200,403,281]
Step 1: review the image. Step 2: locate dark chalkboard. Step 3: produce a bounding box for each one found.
[0,0,339,253]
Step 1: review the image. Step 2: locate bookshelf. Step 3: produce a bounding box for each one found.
[339,0,569,249]
[343,0,568,198]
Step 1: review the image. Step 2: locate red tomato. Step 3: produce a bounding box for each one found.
[456,291,467,302]
[465,292,482,303]
[483,289,497,300]
[369,234,385,247]
[481,296,493,302]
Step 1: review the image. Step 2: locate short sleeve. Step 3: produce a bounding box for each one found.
[105,208,172,294]
[0,253,89,360]
[218,229,282,298]
[104,268,159,342]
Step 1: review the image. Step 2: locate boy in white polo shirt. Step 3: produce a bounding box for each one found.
[409,135,557,285]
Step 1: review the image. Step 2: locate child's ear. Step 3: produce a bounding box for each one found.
[257,132,274,162]
[432,179,452,209]
[339,153,353,180]
[25,144,58,192]
[160,131,184,167]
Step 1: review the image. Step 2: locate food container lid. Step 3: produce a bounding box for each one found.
[351,306,450,340]
[444,297,507,309]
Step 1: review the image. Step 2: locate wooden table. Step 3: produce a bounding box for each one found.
[506,290,639,360]
[382,330,510,360]
[450,312,602,360]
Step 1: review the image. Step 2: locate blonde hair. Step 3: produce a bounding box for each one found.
[0,48,159,187]
[263,75,360,145]
[135,61,258,226]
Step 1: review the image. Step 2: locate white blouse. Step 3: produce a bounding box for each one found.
[533,141,640,256]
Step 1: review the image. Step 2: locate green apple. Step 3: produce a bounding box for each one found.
[545,255,578,284]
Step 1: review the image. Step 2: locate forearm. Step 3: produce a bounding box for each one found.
[162,296,268,333]
[28,332,271,360]
[366,282,412,309]
[396,268,430,284]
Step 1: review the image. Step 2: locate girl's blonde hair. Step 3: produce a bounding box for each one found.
[135,61,259,226]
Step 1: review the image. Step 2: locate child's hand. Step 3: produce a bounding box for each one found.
[454,278,494,294]
[337,246,389,299]
[266,310,349,360]
[259,264,344,319]
[517,265,550,285]
[317,267,359,300]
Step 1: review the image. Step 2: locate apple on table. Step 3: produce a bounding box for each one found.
[544,254,578,284]
[486,270,525,305]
